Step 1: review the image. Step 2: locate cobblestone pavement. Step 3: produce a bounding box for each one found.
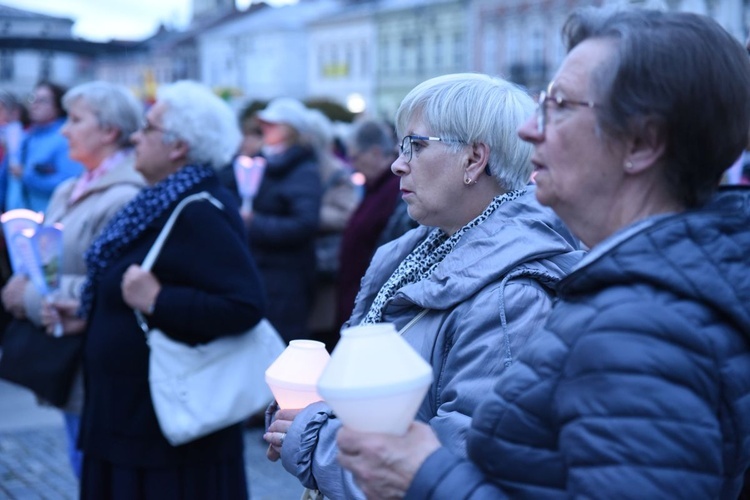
[0,427,77,500]
[0,380,304,499]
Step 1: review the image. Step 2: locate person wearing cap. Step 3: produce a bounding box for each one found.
[249,97,322,342]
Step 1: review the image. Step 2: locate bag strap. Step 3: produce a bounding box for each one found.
[141,191,224,271]
[398,308,429,336]
[135,191,224,334]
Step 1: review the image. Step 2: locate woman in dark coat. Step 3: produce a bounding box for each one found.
[247,97,322,342]
[48,80,265,499]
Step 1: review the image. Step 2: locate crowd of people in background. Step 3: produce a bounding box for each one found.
[0,80,417,349]
[0,4,749,499]
[0,70,419,497]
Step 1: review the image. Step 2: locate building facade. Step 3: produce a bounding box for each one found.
[1,0,748,118]
[0,4,82,96]
[197,0,340,105]
[307,2,379,115]
[374,0,469,118]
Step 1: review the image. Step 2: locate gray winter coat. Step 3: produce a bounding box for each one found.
[280,188,584,499]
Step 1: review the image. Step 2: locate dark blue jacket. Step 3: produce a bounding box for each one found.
[80,174,266,467]
[408,188,750,499]
[249,145,322,341]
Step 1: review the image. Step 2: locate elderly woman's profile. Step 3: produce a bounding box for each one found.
[263,72,583,499]
[48,81,266,499]
[337,7,750,499]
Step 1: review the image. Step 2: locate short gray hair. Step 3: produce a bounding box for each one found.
[156,81,241,169]
[62,81,142,149]
[394,73,535,191]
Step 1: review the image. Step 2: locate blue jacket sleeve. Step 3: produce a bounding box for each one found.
[406,447,509,500]
[23,138,83,196]
[280,402,365,500]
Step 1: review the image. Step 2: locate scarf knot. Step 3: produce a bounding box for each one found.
[361,189,525,324]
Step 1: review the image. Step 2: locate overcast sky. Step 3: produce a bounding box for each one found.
[1,0,297,41]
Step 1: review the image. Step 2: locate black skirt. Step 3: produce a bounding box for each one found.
[80,455,249,500]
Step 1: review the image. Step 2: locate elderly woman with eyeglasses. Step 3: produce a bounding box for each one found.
[337,7,750,499]
[263,73,583,499]
[47,81,266,499]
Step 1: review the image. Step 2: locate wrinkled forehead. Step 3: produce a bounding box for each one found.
[550,38,617,95]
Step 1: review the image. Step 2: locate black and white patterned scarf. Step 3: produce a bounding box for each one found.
[360,189,525,325]
[79,164,215,317]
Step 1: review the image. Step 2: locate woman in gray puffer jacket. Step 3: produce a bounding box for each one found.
[264,73,583,499]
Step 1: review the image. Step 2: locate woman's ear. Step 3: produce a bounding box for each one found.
[100,125,120,145]
[465,142,490,181]
[624,117,666,174]
[168,140,190,163]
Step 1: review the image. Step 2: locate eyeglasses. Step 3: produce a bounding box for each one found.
[27,95,53,105]
[536,89,598,135]
[399,135,461,163]
[140,120,167,135]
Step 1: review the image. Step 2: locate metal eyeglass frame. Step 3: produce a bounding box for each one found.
[536,90,598,135]
[399,135,456,163]
[399,134,492,175]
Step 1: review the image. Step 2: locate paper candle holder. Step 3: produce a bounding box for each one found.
[317,323,432,435]
[265,339,330,409]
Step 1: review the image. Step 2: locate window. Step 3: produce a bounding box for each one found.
[453,33,464,69]
[0,50,13,81]
[435,35,443,70]
[39,52,52,81]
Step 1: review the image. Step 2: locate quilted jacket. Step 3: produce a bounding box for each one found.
[407,187,750,499]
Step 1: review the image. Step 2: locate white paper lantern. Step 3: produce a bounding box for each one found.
[317,323,432,435]
[265,339,330,409]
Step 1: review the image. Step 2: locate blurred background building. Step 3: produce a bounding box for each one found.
[0,0,747,118]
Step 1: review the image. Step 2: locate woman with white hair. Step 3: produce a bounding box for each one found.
[47,81,266,498]
[263,73,583,499]
[1,80,145,479]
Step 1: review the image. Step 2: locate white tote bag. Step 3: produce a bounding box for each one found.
[135,192,285,446]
